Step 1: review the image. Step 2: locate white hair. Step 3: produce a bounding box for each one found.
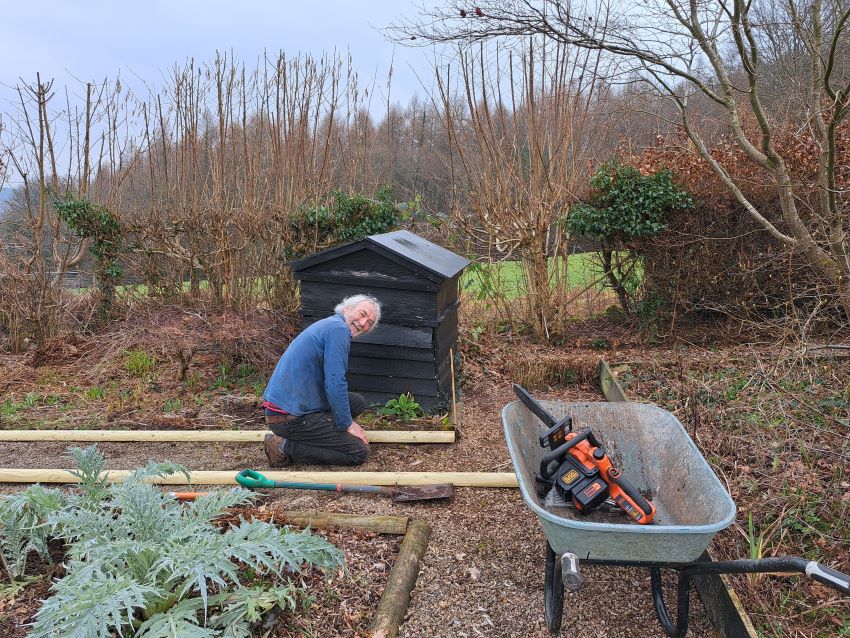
[335,294,382,328]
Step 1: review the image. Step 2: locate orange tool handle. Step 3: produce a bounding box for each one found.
[606,468,656,524]
[168,492,210,501]
[592,453,656,524]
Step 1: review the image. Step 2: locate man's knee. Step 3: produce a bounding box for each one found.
[347,441,369,466]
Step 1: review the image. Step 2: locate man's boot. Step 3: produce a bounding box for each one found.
[264,433,292,468]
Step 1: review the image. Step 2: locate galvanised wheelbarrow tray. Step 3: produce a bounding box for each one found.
[502,387,850,637]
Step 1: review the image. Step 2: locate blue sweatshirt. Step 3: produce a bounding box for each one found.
[263,313,353,431]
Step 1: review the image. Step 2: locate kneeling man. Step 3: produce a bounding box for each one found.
[261,294,381,467]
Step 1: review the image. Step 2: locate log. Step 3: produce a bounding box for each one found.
[0,469,519,487]
[369,518,431,638]
[276,511,409,535]
[0,429,455,444]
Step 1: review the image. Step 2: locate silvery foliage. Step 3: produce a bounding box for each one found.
[0,484,66,579]
[0,446,343,638]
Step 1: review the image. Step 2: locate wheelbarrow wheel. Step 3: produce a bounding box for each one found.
[544,541,564,633]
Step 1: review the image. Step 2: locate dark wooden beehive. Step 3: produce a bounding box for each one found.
[291,230,469,410]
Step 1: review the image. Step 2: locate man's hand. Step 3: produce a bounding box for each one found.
[347,421,369,446]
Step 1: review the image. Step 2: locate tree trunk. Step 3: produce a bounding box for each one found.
[602,245,631,315]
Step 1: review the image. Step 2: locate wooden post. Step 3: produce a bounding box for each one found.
[369,518,431,638]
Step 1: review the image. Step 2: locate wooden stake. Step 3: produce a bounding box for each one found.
[276,511,410,535]
[369,518,431,638]
[449,347,461,438]
[0,429,454,444]
[0,469,519,487]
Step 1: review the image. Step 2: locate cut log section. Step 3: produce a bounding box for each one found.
[0,429,454,444]
[0,469,519,487]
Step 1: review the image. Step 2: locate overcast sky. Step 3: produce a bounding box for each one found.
[0,0,439,116]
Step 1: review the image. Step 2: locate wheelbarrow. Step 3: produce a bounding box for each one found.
[502,390,850,637]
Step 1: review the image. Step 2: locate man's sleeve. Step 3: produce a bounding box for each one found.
[323,324,353,431]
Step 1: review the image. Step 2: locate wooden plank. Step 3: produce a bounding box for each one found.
[599,359,629,403]
[693,551,761,638]
[296,270,438,292]
[349,356,438,379]
[348,374,440,397]
[304,315,434,348]
[358,391,447,412]
[599,358,758,638]
[0,469,520,487]
[299,248,418,281]
[350,342,433,361]
[0,430,455,444]
[301,283,441,326]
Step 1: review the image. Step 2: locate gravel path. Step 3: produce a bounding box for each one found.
[0,378,715,637]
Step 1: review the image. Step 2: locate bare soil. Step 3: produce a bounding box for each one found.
[0,305,847,637]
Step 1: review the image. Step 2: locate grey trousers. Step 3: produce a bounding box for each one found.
[266,393,369,466]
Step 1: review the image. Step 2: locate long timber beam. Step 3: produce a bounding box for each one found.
[0,429,454,444]
[0,469,518,487]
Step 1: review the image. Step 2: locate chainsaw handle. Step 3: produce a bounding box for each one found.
[539,430,592,479]
[607,469,653,515]
[236,469,274,489]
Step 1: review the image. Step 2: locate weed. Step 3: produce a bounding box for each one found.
[379,393,423,421]
[125,349,156,378]
[84,386,107,401]
[747,513,765,560]
[186,371,203,389]
[212,364,231,389]
[164,398,181,413]
[590,338,610,350]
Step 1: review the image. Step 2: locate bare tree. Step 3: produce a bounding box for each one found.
[397,0,850,321]
[0,76,123,348]
[432,37,615,336]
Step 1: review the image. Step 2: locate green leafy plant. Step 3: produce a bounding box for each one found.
[164,398,181,413]
[379,393,423,421]
[85,386,107,401]
[53,194,124,324]
[1,446,344,638]
[565,161,692,315]
[287,187,405,258]
[126,349,157,379]
[0,485,66,581]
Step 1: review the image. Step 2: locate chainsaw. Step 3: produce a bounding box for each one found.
[513,384,656,525]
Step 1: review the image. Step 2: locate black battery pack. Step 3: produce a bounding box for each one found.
[554,455,610,513]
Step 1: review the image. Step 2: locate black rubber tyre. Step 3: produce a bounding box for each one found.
[544,541,564,633]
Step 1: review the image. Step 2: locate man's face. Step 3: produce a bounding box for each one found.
[343,301,377,337]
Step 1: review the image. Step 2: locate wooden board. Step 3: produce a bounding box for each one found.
[0,469,520,487]
[0,430,455,444]
[349,342,433,361]
[348,374,440,397]
[301,282,445,325]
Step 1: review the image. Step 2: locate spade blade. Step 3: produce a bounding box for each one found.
[390,483,454,502]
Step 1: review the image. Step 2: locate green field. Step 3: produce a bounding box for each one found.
[460,253,602,300]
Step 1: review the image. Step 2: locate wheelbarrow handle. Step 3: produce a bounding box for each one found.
[806,561,850,594]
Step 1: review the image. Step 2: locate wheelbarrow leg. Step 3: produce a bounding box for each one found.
[544,541,564,633]
[649,567,692,638]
